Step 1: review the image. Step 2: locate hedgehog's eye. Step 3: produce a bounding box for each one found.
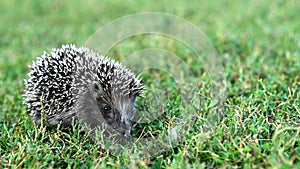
[101,104,114,119]
[103,105,111,113]
[102,105,116,125]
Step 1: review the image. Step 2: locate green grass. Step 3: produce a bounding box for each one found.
[0,0,299,168]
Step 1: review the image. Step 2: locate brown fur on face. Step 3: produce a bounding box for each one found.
[76,83,137,138]
[95,83,137,137]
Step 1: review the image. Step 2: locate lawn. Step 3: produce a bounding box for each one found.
[0,0,299,168]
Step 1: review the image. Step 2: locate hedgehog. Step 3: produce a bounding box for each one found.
[23,44,145,137]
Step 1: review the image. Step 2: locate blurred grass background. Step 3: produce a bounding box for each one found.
[0,0,299,168]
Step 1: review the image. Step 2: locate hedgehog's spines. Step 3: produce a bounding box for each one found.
[23,44,145,126]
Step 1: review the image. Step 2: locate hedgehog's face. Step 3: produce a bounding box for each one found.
[93,83,137,137]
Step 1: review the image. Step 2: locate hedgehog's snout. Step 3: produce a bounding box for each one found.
[121,120,132,137]
[123,129,131,137]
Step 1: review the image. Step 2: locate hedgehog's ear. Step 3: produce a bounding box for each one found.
[131,90,144,98]
[130,95,137,103]
[92,82,104,98]
[130,92,141,102]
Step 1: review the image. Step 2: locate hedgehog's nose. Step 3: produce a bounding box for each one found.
[123,130,131,137]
